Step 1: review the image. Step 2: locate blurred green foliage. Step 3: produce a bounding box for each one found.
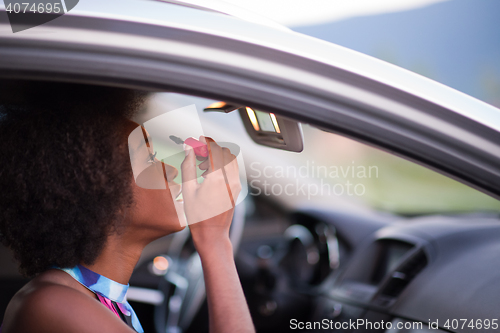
[302,125,500,214]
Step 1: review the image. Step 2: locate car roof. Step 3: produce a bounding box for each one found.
[1,0,499,132]
[56,0,500,132]
[146,0,291,31]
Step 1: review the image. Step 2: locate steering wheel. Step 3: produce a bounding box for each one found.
[154,201,246,333]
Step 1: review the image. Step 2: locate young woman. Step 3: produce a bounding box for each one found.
[0,81,254,332]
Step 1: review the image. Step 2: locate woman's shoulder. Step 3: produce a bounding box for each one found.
[2,270,133,333]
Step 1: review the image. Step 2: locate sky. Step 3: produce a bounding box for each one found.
[220,0,500,108]
[222,0,450,27]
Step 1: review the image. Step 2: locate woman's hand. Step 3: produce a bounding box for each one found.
[180,136,241,251]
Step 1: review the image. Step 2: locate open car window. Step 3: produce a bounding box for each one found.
[135,92,500,216]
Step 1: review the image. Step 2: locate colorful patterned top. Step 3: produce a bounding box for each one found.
[0,265,143,332]
[58,264,144,332]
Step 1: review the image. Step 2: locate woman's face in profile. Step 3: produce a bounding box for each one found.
[124,119,186,235]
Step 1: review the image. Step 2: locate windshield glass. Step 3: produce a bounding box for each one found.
[135,92,500,216]
[299,126,500,214]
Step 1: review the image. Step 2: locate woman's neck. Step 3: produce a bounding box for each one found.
[83,232,147,285]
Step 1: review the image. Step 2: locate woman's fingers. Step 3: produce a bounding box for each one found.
[181,136,242,225]
[197,138,239,183]
[186,137,230,181]
[205,138,224,172]
[195,136,240,188]
[222,147,237,166]
[198,159,209,171]
[180,144,198,192]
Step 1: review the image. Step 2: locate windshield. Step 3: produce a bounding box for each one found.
[299,126,500,214]
[135,92,500,216]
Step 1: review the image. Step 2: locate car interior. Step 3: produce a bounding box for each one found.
[1,87,500,333]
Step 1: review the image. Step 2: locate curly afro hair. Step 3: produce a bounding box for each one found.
[0,80,147,277]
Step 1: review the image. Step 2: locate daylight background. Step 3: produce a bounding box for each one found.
[224,0,500,108]
[139,0,500,213]
[219,0,500,213]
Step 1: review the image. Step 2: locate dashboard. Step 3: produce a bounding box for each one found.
[2,193,499,332]
[232,195,500,333]
[123,194,500,333]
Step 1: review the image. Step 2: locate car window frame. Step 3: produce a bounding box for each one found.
[1,8,500,202]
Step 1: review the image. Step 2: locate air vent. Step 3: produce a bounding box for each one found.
[378,250,428,299]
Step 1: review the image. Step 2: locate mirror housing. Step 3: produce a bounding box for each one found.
[238,107,303,152]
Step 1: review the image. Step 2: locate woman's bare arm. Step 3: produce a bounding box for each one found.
[192,226,255,333]
[181,137,255,333]
[3,280,135,333]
